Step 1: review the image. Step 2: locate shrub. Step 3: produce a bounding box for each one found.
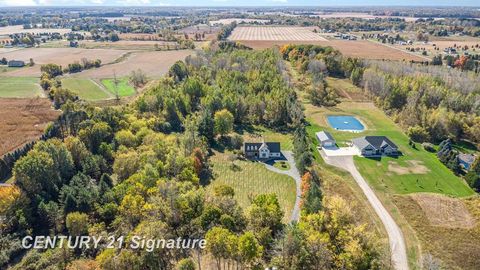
[407,125,430,143]
[422,142,436,152]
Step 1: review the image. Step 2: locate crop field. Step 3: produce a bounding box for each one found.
[0,48,127,77]
[77,50,194,78]
[0,77,44,98]
[0,25,72,36]
[61,78,111,100]
[229,26,327,41]
[0,98,60,156]
[210,151,296,222]
[210,19,270,25]
[101,78,136,97]
[239,39,426,61]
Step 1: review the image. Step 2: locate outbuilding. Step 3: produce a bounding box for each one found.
[7,60,25,67]
[316,131,336,148]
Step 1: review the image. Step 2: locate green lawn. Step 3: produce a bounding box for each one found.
[273,161,290,171]
[62,78,111,100]
[210,152,296,222]
[101,78,136,97]
[306,102,474,197]
[0,77,43,98]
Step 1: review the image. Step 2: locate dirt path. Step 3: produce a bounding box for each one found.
[263,151,302,222]
[320,151,409,270]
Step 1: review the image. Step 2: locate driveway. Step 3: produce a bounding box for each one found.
[322,145,359,156]
[263,151,301,222]
[320,150,409,270]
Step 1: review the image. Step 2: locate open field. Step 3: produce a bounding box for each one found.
[236,125,293,151]
[210,19,270,25]
[101,78,136,97]
[394,194,480,269]
[38,40,179,50]
[0,98,59,156]
[311,12,436,22]
[0,77,43,98]
[209,151,296,222]
[78,40,179,50]
[229,26,326,41]
[76,50,194,78]
[0,25,72,36]
[61,78,111,100]
[393,40,480,57]
[239,39,426,61]
[0,48,128,77]
[177,24,220,40]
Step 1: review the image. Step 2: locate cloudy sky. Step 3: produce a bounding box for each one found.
[0,0,478,6]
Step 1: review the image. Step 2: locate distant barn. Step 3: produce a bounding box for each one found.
[8,60,25,67]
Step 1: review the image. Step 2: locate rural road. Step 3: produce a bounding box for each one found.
[263,151,302,222]
[320,151,409,270]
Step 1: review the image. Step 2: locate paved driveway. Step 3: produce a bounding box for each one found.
[322,146,359,156]
[320,151,409,270]
[263,151,301,222]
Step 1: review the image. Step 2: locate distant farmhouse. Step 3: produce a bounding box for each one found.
[244,141,281,159]
[458,153,476,170]
[316,131,336,148]
[7,60,25,67]
[352,136,398,156]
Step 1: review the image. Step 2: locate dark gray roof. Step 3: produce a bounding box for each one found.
[266,142,281,153]
[352,136,398,150]
[244,143,262,152]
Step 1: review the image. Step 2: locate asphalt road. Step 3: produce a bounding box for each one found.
[320,151,409,270]
[263,151,302,222]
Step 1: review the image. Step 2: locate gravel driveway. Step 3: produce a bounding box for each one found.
[320,150,409,270]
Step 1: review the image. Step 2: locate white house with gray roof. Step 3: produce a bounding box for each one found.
[243,141,281,159]
[352,136,398,156]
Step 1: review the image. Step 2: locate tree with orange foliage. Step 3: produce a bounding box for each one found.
[300,169,323,215]
[191,147,211,182]
[0,185,21,215]
[454,55,468,70]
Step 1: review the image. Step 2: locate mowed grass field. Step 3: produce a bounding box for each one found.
[210,151,296,222]
[101,78,136,97]
[0,77,44,98]
[305,101,473,197]
[61,78,111,101]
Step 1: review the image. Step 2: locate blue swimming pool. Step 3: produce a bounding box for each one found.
[327,115,365,131]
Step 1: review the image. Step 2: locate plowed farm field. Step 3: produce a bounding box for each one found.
[0,98,60,156]
[0,48,127,77]
[228,26,327,41]
[237,39,426,61]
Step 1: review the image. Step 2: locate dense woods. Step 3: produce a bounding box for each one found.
[362,60,480,146]
[0,43,388,269]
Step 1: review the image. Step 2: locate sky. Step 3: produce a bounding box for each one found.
[0,0,479,7]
